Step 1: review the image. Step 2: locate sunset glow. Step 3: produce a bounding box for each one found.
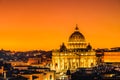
[0,0,120,51]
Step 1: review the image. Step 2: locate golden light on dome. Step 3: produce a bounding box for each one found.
[51,25,97,73]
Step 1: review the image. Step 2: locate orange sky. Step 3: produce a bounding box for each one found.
[0,0,120,51]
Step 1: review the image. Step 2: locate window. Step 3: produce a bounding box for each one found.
[50,75,52,80]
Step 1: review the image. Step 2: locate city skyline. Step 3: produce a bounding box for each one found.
[0,0,120,51]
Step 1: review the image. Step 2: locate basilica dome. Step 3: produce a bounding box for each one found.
[69,26,85,42]
[68,25,87,49]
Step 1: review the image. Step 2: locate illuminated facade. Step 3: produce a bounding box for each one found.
[104,52,120,63]
[51,25,97,73]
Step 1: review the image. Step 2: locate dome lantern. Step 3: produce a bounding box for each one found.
[75,24,79,31]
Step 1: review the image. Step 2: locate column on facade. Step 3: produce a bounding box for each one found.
[63,58,65,70]
[52,58,55,70]
[75,58,77,68]
[64,58,67,70]
[58,57,61,71]
[62,57,65,70]
[85,57,87,67]
[86,57,89,67]
[68,58,70,69]
[77,58,79,68]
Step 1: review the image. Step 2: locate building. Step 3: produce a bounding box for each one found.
[21,71,55,80]
[7,61,28,67]
[104,52,120,63]
[27,58,41,65]
[103,51,120,67]
[96,48,120,66]
[51,25,97,73]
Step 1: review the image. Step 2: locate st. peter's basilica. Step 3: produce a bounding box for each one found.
[51,25,97,73]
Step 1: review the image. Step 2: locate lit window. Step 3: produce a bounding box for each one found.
[50,75,52,80]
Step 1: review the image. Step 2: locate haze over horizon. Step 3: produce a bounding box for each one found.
[0,0,120,51]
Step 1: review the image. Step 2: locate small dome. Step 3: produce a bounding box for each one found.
[60,43,67,52]
[69,26,85,42]
[87,43,92,50]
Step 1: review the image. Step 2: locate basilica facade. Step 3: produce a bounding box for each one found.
[51,25,97,73]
